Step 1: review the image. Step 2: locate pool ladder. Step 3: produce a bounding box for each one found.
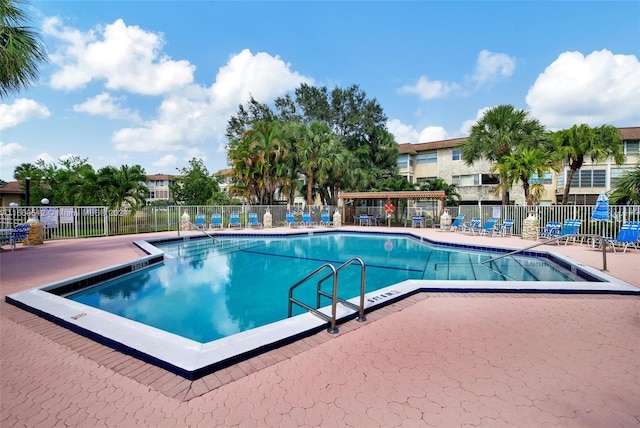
[288,257,366,334]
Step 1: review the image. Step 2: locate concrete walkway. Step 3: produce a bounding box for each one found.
[1,227,639,427]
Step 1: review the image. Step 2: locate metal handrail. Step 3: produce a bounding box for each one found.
[479,233,608,271]
[317,257,367,322]
[288,264,340,333]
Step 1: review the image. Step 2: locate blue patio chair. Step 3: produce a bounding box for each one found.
[556,219,582,245]
[461,217,482,234]
[496,219,514,237]
[359,214,370,226]
[194,213,206,230]
[248,212,262,228]
[209,213,223,229]
[228,212,241,228]
[448,214,465,232]
[320,211,333,226]
[478,217,500,236]
[602,221,640,253]
[0,223,31,251]
[539,221,561,239]
[286,212,298,227]
[411,216,424,228]
[302,212,316,226]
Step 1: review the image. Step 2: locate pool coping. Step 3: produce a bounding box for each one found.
[5,229,638,380]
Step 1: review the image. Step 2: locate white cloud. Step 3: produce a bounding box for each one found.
[469,50,516,87]
[73,92,142,123]
[419,126,449,143]
[398,76,459,100]
[459,107,491,136]
[152,154,179,169]
[0,99,50,130]
[387,119,420,144]
[526,49,640,129]
[45,17,194,95]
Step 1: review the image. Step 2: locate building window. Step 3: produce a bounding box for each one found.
[451,150,461,161]
[397,155,408,169]
[416,152,437,164]
[571,169,606,187]
[452,174,479,186]
[625,140,639,156]
[481,174,500,185]
[529,173,552,185]
[611,168,630,186]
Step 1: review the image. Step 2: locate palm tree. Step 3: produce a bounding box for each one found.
[96,165,148,212]
[419,178,461,206]
[0,0,49,98]
[458,105,548,205]
[295,121,335,206]
[609,164,640,205]
[553,124,626,205]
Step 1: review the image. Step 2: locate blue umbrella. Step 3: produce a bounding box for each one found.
[591,192,609,221]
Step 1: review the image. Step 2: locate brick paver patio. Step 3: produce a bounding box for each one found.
[1,227,639,427]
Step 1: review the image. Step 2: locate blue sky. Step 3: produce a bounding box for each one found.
[1,0,639,182]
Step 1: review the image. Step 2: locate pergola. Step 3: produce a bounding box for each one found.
[338,191,447,222]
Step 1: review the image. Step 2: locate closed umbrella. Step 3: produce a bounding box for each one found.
[591,192,609,239]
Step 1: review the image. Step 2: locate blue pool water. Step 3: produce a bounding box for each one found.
[66,232,578,343]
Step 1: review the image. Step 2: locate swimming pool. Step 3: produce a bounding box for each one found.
[6,230,638,379]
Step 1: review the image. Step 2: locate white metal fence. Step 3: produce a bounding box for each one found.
[1,203,639,241]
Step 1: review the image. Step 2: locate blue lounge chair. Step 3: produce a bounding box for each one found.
[0,223,31,251]
[194,213,206,230]
[539,221,561,239]
[556,219,582,245]
[209,213,223,229]
[320,211,333,226]
[478,217,500,236]
[302,212,316,226]
[602,221,640,253]
[248,212,262,228]
[449,214,465,232]
[228,212,241,228]
[286,212,298,227]
[496,219,514,237]
[461,217,482,234]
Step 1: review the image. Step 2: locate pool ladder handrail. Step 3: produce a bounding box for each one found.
[288,257,367,334]
[479,233,608,271]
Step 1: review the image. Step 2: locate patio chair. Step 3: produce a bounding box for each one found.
[461,217,482,234]
[411,216,424,228]
[194,213,206,230]
[359,214,370,226]
[209,213,223,229]
[0,223,31,251]
[320,211,333,226]
[248,212,262,228]
[601,221,640,253]
[496,219,514,237]
[556,219,582,245]
[302,212,316,226]
[286,212,298,227]
[539,221,561,239]
[449,214,465,232]
[228,212,241,228]
[478,217,500,236]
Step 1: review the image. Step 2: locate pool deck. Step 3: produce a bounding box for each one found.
[1,226,639,427]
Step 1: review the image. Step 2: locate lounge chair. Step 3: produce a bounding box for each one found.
[539,221,561,239]
[449,214,465,232]
[601,221,640,253]
[193,213,206,230]
[461,217,482,234]
[286,212,298,227]
[478,217,500,236]
[302,212,316,226]
[209,213,223,229]
[248,212,262,228]
[556,219,582,245]
[0,223,31,251]
[496,219,514,237]
[320,211,333,226]
[228,212,241,228]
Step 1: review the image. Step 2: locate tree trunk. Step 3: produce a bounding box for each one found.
[562,168,577,205]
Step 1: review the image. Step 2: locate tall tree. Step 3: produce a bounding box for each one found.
[295,121,335,205]
[458,104,548,205]
[96,164,148,212]
[170,158,218,205]
[419,178,461,206]
[0,0,48,98]
[553,124,626,205]
[609,164,640,205]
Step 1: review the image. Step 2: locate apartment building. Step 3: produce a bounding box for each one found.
[145,174,179,205]
[397,126,640,206]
